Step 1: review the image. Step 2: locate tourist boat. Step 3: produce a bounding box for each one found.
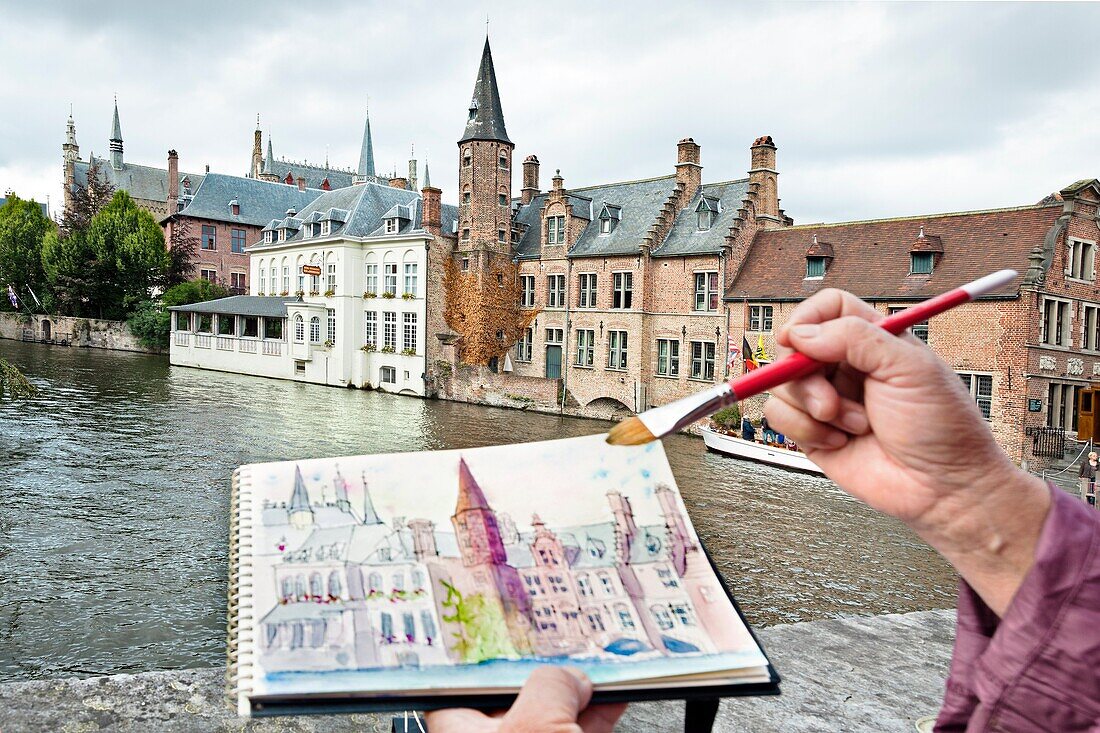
[700,426,825,475]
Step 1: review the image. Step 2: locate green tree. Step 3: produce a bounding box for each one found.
[439,580,518,664]
[0,358,38,398]
[161,278,230,308]
[43,190,169,320]
[0,194,54,312]
[126,300,171,349]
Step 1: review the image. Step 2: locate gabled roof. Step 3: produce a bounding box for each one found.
[73,156,204,205]
[727,204,1063,301]
[653,179,749,258]
[460,37,511,145]
[171,173,323,226]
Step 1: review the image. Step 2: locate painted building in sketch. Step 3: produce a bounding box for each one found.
[256,457,741,672]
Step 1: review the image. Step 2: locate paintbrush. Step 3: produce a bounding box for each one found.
[606,269,1018,446]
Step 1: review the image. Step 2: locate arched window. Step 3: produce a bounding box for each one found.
[364,252,378,294]
[309,573,323,598]
[392,572,405,591]
[498,151,508,169]
[403,250,418,297]
[270,263,278,293]
[368,572,382,593]
[281,257,289,294]
[462,185,471,204]
[294,575,306,600]
[293,314,304,342]
[328,571,342,598]
[309,316,321,343]
[577,574,591,597]
[258,259,267,294]
[280,577,294,601]
[614,603,635,630]
[651,604,673,630]
[325,251,336,293]
[462,148,472,168]
[382,252,397,296]
[309,253,320,293]
[295,255,305,293]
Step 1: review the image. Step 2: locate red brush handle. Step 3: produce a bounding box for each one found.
[729,287,970,401]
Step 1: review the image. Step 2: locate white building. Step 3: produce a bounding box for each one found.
[169,181,458,395]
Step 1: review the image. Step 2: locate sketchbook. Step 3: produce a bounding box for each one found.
[226,434,778,716]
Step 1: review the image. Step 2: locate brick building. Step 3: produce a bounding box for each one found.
[727,180,1100,469]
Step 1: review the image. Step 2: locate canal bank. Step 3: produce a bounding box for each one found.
[0,609,955,732]
[0,338,957,685]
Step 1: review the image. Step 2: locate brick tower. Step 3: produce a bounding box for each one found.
[457,37,514,269]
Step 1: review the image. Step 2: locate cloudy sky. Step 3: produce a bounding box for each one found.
[2,1,1098,224]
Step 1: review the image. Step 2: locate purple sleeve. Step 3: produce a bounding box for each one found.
[936,484,1100,732]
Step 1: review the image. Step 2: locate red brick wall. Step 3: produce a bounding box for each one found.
[169,216,258,292]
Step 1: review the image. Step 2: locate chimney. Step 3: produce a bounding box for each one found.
[167,150,179,212]
[389,177,408,190]
[296,175,306,191]
[675,137,702,203]
[521,155,540,205]
[407,519,438,560]
[422,185,442,234]
[552,169,564,193]
[748,135,780,226]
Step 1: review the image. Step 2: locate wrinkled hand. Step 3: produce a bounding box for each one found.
[763,288,1049,615]
[425,666,626,733]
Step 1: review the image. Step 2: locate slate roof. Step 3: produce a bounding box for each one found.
[460,38,511,145]
[171,173,323,226]
[653,179,750,257]
[512,175,680,259]
[265,160,356,190]
[73,156,205,205]
[251,182,458,247]
[168,295,295,316]
[727,204,1063,302]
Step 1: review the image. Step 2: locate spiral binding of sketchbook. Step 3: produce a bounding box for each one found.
[226,468,257,716]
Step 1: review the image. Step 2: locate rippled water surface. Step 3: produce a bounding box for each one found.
[0,340,956,682]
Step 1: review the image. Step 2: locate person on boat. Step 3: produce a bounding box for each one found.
[760,416,776,444]
[741,416,756,442]
[1081,451,1098,506]
[428,287,1100,732]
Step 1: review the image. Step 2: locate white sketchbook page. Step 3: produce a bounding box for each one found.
[240,434,767,701]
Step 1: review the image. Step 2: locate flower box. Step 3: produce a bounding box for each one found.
[381,292,396,299]
[381,345,396,354]
[323,290,335,297]
[363,292,377,299]
[402,292,415,300]
[361,343,377,352]
[401,348,417,356]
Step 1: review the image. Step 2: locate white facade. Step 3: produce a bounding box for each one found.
[171,230,429,395]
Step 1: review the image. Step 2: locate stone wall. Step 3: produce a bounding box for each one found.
[0,313,162,354]
[435,358,562,413]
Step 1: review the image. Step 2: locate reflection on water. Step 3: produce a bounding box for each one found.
[0,339,956,682]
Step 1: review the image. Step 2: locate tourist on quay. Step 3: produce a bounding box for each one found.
[1081,451,1098,506]
[741,416,756,443]
[427,288,1100,731]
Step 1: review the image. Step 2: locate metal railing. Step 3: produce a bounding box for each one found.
[1028,426,1067,458]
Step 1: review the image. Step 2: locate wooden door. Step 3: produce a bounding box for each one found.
[545,345,562,379]
[1079,387,1097,442]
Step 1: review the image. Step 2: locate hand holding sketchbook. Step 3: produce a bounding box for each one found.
[227,434,777,716]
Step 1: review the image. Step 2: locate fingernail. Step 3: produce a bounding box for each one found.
[791,324,821,339]
[826,431,848,449]
[841,411,868,434]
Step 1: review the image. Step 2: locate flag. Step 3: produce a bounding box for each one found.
[727,333,740,370]
[743,336,758,371]
[755,334,770,363]
[6,284,19,309]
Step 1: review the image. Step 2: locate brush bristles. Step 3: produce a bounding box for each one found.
[605,416,657,446]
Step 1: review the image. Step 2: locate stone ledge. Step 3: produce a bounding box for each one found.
[0,609,955,732]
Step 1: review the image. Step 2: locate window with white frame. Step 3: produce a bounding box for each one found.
[259,268,266,294]
[294,314,304,342]
[578,274,597,308]
[270,265,278,292]
[656,338,679,376]
[309,316,321,343]
[547,216,566,245]
[402,312,417,352]
[384,312,397,349]
[607,330,628,370]
[690,341,716,380]
[282,265,290,294]
[516,327,533,362]
[1067,239,1097,281]
[404,263,418,297]
[384,263,398,296]
[320,220,331,236]
[600,217,612,235]
[264,230,274,244]
[546,328,563,344]
[547,275,565,308]
[612,272,633,309]
[385,218,399,234]
[365,263,378,294]
[326,262,336,293]
[365,311,377,346]
[888,306,929,343]
[957,372,993,420]
[1041,297,1071,346]
[575,329,595,366]
[380,366,396,384]
[297,265,305,293]
[1083,304,1100,351]
[694,272,718,311]
[326,309,336,344]
[748,305,774,332]
[1047,382,1078,431]
[520,276,535,307]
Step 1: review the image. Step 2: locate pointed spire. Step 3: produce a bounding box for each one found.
[111,96,122,142]
[454,457,491,513]
[460,37,511,145]
[255,113,260,131]
[361,472,381,524]
[289,466,312,514]
[263,138,274,174]
[357,107,376,181]
[422,160,431,189]
[109,96,124,171]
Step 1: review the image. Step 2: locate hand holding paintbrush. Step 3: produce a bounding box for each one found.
[606,269,1017,446]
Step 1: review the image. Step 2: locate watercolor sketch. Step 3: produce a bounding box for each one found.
[246,434,767,697]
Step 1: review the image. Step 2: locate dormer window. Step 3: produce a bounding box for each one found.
[695,196,719,231]
[263,231,273,244]
[806,256,826,278]
[910,252,934,275]
[320,220,331,236]
[385,218,399,234]
[230,199,240,216]
[600,218,612,234]
[279,229,289,242]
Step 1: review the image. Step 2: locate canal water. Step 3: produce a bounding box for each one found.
[0,340,956,683]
